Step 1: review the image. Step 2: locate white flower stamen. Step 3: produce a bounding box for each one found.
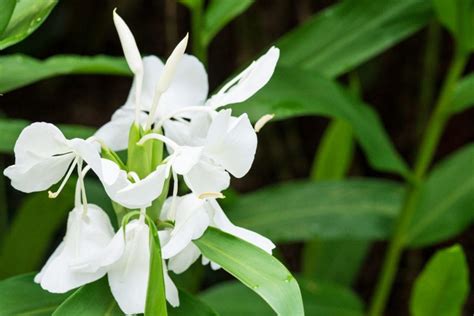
[198,192,225,199]
[137,133,180,152]
[48,157,78,199]
[254,114,274,132]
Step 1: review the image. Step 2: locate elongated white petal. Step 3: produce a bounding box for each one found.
[167,243,201,274]
[156,34,188,94]
[108,220,150,314]
[208,46,279,108]
[164,265,180,307]
[204,109,257,178]
[113,10,143,75]
[171,146,203,175]
[183,160,230,195]
[3,122,73,193]
[95,107,142,151]
[209,200,275,254]
[35,205,117,293]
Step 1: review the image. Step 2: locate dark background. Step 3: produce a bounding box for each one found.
[1,1,473,315]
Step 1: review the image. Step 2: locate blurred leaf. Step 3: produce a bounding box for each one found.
[311,120,354,180]
[0,54,130,93]
[53,278,123,315]
[410,245,469,316]
[234,67,409,176]
[302,239,370,286]
[277,0,432,77]
[179,0,203,10]
[432,0,474,52]
[145,222,168,316]
[194,227,304,316]
[408,144,474,246]
[452,73,474,113]
[201,279,364,316]
[0,181,74,278]
[202,0,254,46]
[227,179,403,242]
[0,273,71,315]
[0,0,16,35]
[169,290,219,316]
[0,0,58,50]
[0,118,95,154]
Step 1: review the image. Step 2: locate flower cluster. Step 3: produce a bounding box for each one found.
[4,10,279,314]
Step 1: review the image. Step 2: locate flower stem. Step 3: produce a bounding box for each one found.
[368,47,468,316]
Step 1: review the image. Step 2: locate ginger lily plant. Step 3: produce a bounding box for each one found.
[2,10,289,315]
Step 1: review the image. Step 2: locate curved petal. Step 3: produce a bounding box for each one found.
[183,160,230,195]
[207,47,279,108]
[108,220,150,314]
[94,107,138,151]
[167,243,201,274]
[163,265,180,307]
[157,54,209,119]
[172,146,203,175]
[204,110,257,177]
[68,139,102,176]
[113,11,143,75]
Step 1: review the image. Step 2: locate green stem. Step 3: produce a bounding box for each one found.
[368,48,468,316]
[190,0,207,66]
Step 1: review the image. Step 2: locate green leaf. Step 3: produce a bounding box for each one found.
[410,245,469,316]
[228,179,403,243]
[145,221,168,315]
[0,273,70,315]
[201,279,364,316]
[311,119,354,180]
[0,0,58,50]
[0,118,95,154]
[0,181,74,278]
[277,0,432,77]
[302,239,370,286]
[432,0,474,52]
[233,66,409,177]
[53,278,123,315]
[452,73,474,113]
[0,0,16,35]
[169,290,219,316]
[194,227,304,316]
[408,144,474,246]
[202,0,254,46]
[0,54,130,93]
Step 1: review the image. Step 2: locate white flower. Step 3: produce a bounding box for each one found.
[108,219,179,314]
[34,204,121,293]
[160,194,275,274]
[3,122,101,194]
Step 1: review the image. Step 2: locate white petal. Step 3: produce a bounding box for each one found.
[158,54,209,118]
[208,47,279,108]
[113,10,143,75]
[156,35,189,94]
[163,265,180,307]
[183,160,230,195]
[167,243,201,274]
[172,146,203,175]
[108,220,150,315]
[204,110,257,177]
[68,139,102,176]
[94,107,138,151]
[4,122,74,193]
[209,200,275,254]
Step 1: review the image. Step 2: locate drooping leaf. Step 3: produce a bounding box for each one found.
[233,66,409,177]
[0,181,75,278]
[202,0,254,46]
[0,118,95,154]
[432,0,474,52]
[410,245,469,316]
[0,0,16,35]
[145,221,168,316]
[277,0,432,77]
[169,290,219,316]
[0,0,58,50]
[201,279,364,316]
[0,273,71,315]
[194,227,304,316]
[0,54,130,93]
[452,73,474,113]
[52,278,123,315]
[227,179,403,243]
[408,144,474,246]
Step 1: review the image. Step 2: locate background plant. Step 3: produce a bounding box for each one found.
[0,0,473,315]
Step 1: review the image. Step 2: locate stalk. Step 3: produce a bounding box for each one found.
[368,48,468,316]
